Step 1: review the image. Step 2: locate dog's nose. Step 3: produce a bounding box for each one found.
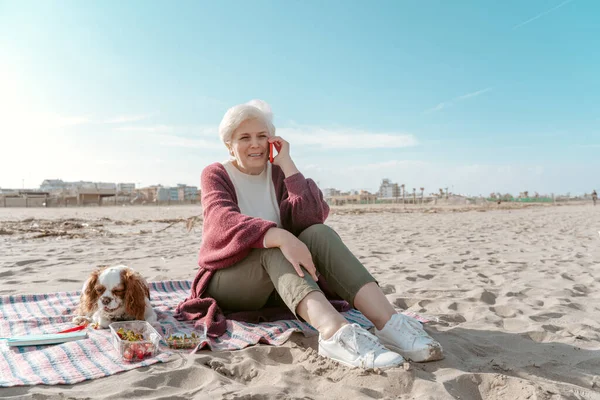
[101,297,111,305]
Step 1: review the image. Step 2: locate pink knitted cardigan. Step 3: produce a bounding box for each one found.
[175,162,346,337]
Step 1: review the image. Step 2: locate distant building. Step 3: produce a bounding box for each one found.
[378,179,400,199]
[156,187,170,202]
[95,182,117,190]
[327,190,377,206]
[323,188,341,198]
[168,187,179,201]
[177,184,198,201]
[65,181,95,191]
[36,179,198,205]
[40,179,118,194]
[40,179,66,192]
[117,183,135,193]
[136,185,162,202]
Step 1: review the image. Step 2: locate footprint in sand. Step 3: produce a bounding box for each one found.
[438,314,467,325]
[15,259,46,266]
[428,263,445,269]
[489,305,517,318]
[561,273,575,281]
[371,250,391,255]
[417,274,434,280]
[572,284,590,295]
[394,298,420,309]
[529,312,565,322]
[565,302,585,311]
[480,290,497,305]
[541,324,563,333]
[380,284,396,295]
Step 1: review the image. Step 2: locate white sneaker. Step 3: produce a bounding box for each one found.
[374,313,444,362]
[318,323,405,369]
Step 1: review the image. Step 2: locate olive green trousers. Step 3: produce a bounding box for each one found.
[206,224,376,317]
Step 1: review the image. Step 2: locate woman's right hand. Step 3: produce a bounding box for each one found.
[278,233,319,282]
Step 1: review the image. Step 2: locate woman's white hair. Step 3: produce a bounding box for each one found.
[219,99,276,145]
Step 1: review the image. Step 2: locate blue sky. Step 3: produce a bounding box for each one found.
[0,0,597,196]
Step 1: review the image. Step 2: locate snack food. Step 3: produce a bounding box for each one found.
[166,332,201,349]
[109,321,160,362]
[116,327,145,342]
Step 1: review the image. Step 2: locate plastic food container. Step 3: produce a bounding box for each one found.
[165,332,202,349]
[165,324,206,350]
[109,321,161,362]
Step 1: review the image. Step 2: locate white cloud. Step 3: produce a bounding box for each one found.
[114,124,218,138]
[105,114,152,124]
[346,160,427,172]
[278,126,417,149]
[151,134,223,150]
[114,125,174,133]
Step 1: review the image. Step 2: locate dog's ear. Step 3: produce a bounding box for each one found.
[78,269,101,314]
[123,269,147,320]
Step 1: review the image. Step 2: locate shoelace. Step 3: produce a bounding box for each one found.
[389,315,429,341]
[342,324,386,354]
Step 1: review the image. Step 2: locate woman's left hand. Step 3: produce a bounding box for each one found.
[268,136,292,166]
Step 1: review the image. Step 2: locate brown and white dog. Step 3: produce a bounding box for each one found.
[72,265,157,328]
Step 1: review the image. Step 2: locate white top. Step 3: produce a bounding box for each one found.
[222,160,282,246]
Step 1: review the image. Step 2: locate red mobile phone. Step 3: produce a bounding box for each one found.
[269,142,274,163]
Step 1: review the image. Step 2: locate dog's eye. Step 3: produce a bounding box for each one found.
[95,287,105,294]
[113,290,124,296]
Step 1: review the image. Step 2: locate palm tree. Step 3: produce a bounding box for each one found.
[420,187,425,204]
[412,188,416,205]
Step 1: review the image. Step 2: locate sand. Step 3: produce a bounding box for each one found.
[1,203,599,399]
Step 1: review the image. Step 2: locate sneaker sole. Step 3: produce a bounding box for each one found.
[381,341,444,363]
[317,348,403,370]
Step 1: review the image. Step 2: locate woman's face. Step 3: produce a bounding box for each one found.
[228,118,270,175]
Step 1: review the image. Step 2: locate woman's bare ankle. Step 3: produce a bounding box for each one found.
[319,321,348,340]
[295,291,350,340]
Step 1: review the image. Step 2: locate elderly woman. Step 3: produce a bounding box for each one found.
[176,100,443,369]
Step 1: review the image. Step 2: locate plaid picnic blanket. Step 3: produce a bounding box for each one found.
[0,280,428,387]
